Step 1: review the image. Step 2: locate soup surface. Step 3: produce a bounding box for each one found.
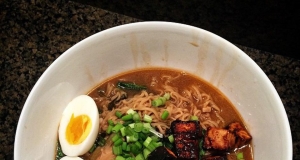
[56,67,253,160]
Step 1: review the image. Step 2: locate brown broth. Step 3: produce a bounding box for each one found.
[87,67,253,160]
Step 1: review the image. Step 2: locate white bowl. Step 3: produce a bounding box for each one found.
[14,22,292,160]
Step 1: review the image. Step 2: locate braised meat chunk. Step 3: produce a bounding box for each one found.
[203,122,252,151]
[171,120,202,159]
[203,127,236,151]
[228,122,252,147]
[202,155,227,160]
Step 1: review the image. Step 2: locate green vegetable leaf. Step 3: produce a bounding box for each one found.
[117,82,147,90]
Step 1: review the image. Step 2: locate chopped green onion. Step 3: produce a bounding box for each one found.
[161,110,169,120]
[112,123,124,133]
[128,123,135,128]
[139,132,147,140]
[155,142,163,147]
[122,114,133,121]
[190,115,199,121]
[151,98,164,107]
[151,136,160,142]
[115,156,125,160]
[112,134,122,142]
[120,127,126,136]
[141,127,150,134]
[146,141,157,152]
[125,126,135,136]
[135,153,145,160]
[114,138,124,146]
[108,119,115,126]
[115,111,123,118]
[130,144,140,155]
[143,123,152,129]
[127,109,136,115]
[133,113,141,122]
[122,142,127,151]
[151,93,170,107]
[237,152,244,160]
[122,153,132,158]
[108,111,167,158]
[168,135,174,143]
[135,141,142,149]
[134,123,143,132]
[143,148,151,159]
[126,133,138,142]
[143,114,152,123]
[126,145,131,152]
[143,137,152,147]
[106,125,113,134]
[163,93,170,100]
[122,120,134,126]
[113,145,122,155]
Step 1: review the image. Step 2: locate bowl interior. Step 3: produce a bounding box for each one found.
[14,22,292,160]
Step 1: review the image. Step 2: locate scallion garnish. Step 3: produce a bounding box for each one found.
[105,108,166,159]
[108,119,115,126]
[143,137,152,147]
[113,145,123,155]
[115,156,125,160]
[134,122,143,132]
[106,125,113,134]
[143,114,152,123]
[122,114,133,121]
[114,138,124,146]
[115,111,123,118]
[151,93,170,107]
[161,110,169,120]
[237,152,244,160]
[112,123,124,133]
[190,115,199,121]
[135,153,145,160]
[133,113,141,122]
[168,135,174,143]
[112,134,121,142]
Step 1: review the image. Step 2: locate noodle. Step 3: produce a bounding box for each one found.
[96,73,224,135]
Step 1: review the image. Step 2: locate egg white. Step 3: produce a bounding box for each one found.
[60,156,83,160]
[58,95,99,156]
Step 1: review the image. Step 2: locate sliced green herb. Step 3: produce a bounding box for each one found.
[122,114,133,121]
[143,114,152,123]
[161,110,169,120]
[115,111,123,118]
[151,93,170,107]
[190,115,199,121]
[56,141,65,160]
[237,152,244,160]
[117,82,147,90]
[116,156,125,160]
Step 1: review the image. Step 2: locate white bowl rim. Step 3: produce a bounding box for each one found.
[14,21,293,159]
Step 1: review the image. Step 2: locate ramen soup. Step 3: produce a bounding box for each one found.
[56,68,253,160]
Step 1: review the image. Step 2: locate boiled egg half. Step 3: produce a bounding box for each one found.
[60,156,83,160]
[58,95,99,156]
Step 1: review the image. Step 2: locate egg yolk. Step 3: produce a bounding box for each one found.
[66,114,92,145]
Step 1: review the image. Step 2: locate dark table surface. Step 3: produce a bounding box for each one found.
[0,0,299,159]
